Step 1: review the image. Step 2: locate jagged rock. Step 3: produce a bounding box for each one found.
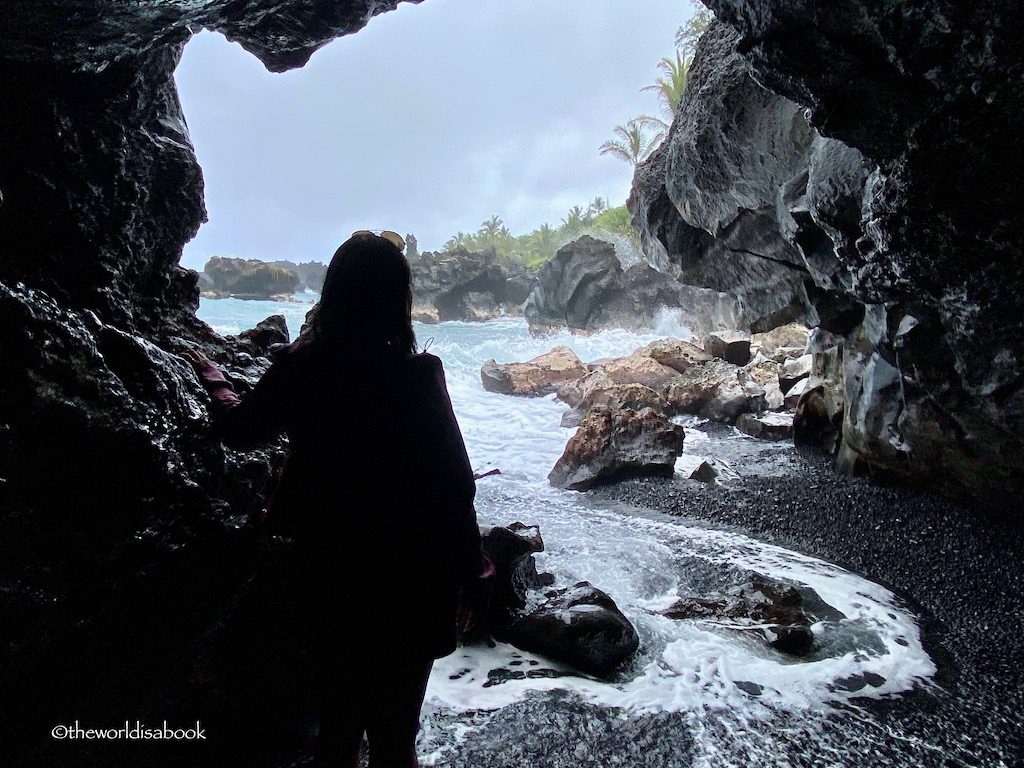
[235,314,290,358]
[677,455,720,483]
[736,412,794,440]
[580,384,669,416]
[480,347,587,397]
[764,381,785,411]
[523,235,742,335]
[637,338,712,373]
[783,377,810,410]
[556,369,615,409]
[779,354,813,393]
[751,323,810,361]
[663,360,766,423]
[410,247,536,323]
[703,331,752,366]
[743,357,781,387]
[635,7,1024,500]
[657,575,817,656]
[588,353,680,391]
[548,406,685,490]
[628,24,815,334]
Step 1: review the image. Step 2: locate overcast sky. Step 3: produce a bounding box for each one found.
[175,0,698,269]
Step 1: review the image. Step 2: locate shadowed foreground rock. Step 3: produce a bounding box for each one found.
[468,524,640,678]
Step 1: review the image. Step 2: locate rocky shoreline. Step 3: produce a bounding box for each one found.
[590,452,1024,766]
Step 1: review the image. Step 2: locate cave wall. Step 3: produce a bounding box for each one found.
[630,5,1024,503]
[0,2,418,761]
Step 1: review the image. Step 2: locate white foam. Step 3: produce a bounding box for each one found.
[195,304,936,753]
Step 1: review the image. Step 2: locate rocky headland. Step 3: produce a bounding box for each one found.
[199,256,326,300]
[409,246,536,322]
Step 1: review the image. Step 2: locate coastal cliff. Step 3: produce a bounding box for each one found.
[630,12,1024,500]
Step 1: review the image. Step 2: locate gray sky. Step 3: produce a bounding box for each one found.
[175,0,697,269]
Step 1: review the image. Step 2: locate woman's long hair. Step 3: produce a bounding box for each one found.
[311,234,417,357]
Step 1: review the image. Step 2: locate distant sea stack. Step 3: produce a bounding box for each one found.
[199,256,327,300]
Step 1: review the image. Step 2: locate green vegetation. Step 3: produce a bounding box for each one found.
[439,198,636,271]
[599,6,712,167]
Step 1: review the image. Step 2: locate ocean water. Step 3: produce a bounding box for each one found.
[198,297,936,764]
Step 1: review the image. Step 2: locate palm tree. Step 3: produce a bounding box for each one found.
[561,205,588,236]
[588,197,608,217]
[444,231,472,252]
[642,52,690,118]
[599,120,659,166]
[478,215,505,249]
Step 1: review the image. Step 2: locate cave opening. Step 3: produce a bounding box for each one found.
[173,0,692,284]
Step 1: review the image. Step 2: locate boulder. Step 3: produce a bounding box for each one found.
[469,524,639,678]
[779,354,813,393]
[636,338,712,373]
[556,369,615,409]
[663,360,766,423]
[503,582,640,679]
[703,331,752,366]
[588,353,680,391]
[751,323,810,361]
[560,383,669,428]
[656,575,816,657]
[736,412,794,440]
[481,347,587,397]
[235,314,290,358]
[548,406,685,490]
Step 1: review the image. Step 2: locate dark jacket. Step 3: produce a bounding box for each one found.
[197,339,484,659]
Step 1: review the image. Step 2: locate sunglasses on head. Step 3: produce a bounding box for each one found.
[351,229,406,252]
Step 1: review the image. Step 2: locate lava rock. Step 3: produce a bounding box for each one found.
[736,412,794,440]
[503,581,641,679]
[637,337,713,373]
[779,354,813,394]
[548,406,685,490]
[663,359,766,423]
[704,331,752,366]
[410,247,536,323]
[480,347,588,397]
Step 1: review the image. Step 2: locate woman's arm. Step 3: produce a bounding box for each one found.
[180,347,291,449]
[413,354,487,579]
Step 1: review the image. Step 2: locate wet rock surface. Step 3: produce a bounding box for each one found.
[468,524,640,678]
[1,2,418,763]
[523,235,743,335]
[630,9,1024,502]
[481,347,588,397]
[548,406,686,491]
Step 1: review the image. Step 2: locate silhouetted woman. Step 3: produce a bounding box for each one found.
[181,232,487,768]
